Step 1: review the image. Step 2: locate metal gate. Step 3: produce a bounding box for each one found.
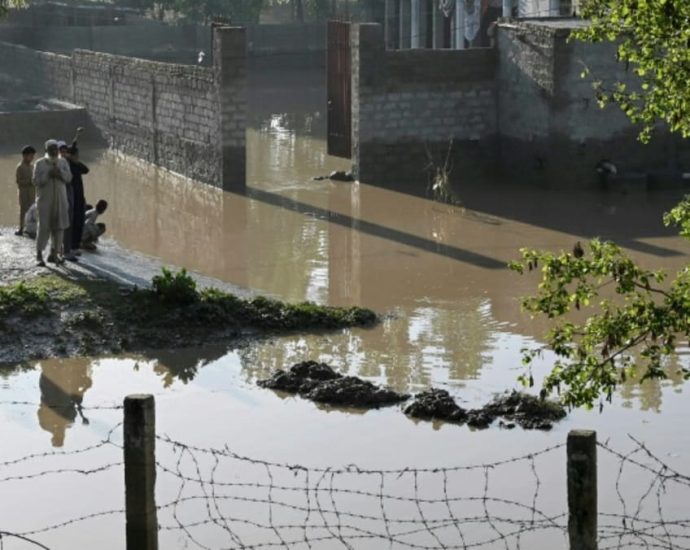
[327,20,352,159]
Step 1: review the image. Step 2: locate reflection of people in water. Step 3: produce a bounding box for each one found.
[37,359,93,447]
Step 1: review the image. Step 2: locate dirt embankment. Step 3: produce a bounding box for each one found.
[0,272,377,365]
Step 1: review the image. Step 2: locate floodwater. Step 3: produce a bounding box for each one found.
[1,66,689,548]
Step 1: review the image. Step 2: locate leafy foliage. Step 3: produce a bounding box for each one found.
[152,267,199,305]
[173,0,264,24]
[148,267,377,330]
[575,0,690,142]
[510,198,690,408]
[0,0,26,19]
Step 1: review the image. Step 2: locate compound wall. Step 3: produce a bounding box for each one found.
[0,26,246,190]
[352,24,498,188]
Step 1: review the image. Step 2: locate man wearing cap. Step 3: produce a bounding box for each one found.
[15,145,36,236]
[33,139,72,266]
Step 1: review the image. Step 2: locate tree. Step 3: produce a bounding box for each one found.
[0,0,26,19]
[575,0,690,142]
[512,0,690,409]
[173,0,265,23]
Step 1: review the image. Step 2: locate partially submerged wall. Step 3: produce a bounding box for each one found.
[351,20,690,188]
[352,24,498,187]
[0,101,91,150]
[497,19,690,184]
[0,27,246,190]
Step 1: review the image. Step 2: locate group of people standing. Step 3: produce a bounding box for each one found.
[15,134,108,267]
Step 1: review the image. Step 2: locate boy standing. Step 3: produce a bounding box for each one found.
[15,145,36,236]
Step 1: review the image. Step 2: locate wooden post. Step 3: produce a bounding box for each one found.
[124,394,158,550]
[567,430,598,550]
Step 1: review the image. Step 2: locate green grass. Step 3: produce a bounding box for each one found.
[0,270,378,334]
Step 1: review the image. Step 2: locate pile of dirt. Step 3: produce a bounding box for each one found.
[480,390,567,430]
[258,361,408,408]
[404,388,566,431]
[402,389,468,423]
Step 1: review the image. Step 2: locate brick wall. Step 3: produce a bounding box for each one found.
[496,20,690,185]
[0,27,246,190]
[352,24,498,187]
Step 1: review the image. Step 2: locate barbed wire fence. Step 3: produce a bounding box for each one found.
[0,395,689,549]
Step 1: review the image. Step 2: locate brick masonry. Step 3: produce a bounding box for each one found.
[352,20,690,188]
[352,24,498,187]
[0,26,246,190]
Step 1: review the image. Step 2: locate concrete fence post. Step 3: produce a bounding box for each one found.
[124,394,158,550]
[567,430,597,550]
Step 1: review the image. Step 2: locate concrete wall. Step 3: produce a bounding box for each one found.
[352,24,498,187]
[0,104,91,150]
[496,20,690,184]
[0,21,325,65]
[351,19,690,188]
[0,27,246,189]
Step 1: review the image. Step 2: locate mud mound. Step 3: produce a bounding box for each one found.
[405,388,566,430]
[305,376,408,407]
[481,391,567,430]
[258,361,407,408]
[403,389,468,423]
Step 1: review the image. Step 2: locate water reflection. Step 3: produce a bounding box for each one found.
[1,66,689,416]
[37,359,93,447]
[240,299,498,394]
[618,354,686,412]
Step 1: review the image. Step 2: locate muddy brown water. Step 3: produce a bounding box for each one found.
[0,67,689,548]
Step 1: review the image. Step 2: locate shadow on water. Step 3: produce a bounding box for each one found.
[242,186,505,269]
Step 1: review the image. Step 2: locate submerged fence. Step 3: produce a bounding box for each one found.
[0,395,689,549]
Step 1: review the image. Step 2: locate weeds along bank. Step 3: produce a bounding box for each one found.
[0,268,376,364]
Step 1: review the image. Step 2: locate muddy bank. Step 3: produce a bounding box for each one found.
[0,272,377,365]
[404,388,567,430]
[258,363,567,430]
[258,361,408,407]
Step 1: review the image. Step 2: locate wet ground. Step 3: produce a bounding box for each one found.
[1,66,689,548]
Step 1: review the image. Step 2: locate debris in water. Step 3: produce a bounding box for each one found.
[312,171,355,182]
[257,361,408,408]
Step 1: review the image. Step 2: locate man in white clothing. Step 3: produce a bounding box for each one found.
[33,139,72,266]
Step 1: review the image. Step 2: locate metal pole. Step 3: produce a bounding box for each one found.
[454,0,465,50]
[124,394,158,550]
[502,0,512,17]
[567,430,598,550]
[411,0,420,48]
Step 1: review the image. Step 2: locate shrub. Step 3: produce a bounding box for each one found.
[151,268,199,305]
